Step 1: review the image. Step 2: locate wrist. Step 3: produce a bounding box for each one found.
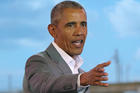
[80,72,88,86]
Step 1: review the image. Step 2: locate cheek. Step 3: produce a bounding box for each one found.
[63,33,73,48]
[57,28,74,46]
[64,35,72,45]
[84,30,87,37]
[63,29,73,41]
[58,32,71,45]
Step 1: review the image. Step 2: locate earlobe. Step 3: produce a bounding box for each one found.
[48,24,56,38]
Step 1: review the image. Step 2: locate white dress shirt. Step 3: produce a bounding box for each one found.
[52,42,83,87]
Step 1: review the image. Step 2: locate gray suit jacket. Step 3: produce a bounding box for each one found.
[23,44,89,93]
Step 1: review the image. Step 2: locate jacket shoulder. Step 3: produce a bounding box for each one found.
[25,51,51,66]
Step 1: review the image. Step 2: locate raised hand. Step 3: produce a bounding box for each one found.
[80,61,111,87]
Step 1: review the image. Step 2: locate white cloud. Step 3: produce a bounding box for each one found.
[25,0,81,9]
[14,38,48,48]
[17,38,42,47]
[4,38,51,49]
[109,0,140,37]
[27,1,43,11]
[135,48,140,60]
[9,0,53,11]
[0,18,40,27]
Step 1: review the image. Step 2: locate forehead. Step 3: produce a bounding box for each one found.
[60,8,87,22]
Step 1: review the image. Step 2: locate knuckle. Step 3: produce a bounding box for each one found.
[95,77,99,81]
[103,77,108,81]
[97,73,104,76]
[98,64,102,67]
[96,77,101,81]
[96,73,101,76]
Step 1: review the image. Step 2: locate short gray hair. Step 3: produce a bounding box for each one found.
[51,1,86,25]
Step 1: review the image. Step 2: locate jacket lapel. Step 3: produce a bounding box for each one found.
[45,43,72,74]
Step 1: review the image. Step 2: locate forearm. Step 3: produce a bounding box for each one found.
[28,72,78,93]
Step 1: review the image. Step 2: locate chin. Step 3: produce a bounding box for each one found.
[67,47,84,57]
[71,50,83,56]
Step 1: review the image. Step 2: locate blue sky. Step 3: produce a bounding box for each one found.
[0,0,140,91]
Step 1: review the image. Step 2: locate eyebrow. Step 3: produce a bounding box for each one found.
[81,21,87,24]
[65,21,87,27]
[65,21,76,26]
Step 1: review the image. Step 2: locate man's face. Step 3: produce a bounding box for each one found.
[54,8,87,57]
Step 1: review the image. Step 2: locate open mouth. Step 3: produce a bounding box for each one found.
[72,40,83,47]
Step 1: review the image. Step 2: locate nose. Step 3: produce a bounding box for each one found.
[74,25,84,36]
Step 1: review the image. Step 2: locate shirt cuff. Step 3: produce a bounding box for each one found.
[77,73,89,88]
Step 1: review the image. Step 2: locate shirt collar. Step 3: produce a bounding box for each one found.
[52,41,83,72]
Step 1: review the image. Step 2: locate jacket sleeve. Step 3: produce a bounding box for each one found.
[25,55,78,93]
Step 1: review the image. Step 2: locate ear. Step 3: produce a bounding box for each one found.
[48,24,56,38]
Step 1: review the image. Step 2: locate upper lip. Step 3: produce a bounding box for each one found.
[71,38,84,43]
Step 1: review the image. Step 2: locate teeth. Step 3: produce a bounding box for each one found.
[72,40,82,46]
[75,40,81,43]
[72,40,83,46]
[73,42,80,46]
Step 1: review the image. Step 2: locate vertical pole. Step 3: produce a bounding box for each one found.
[8,74,12,92]
[114,49,121,83]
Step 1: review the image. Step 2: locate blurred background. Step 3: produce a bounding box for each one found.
[0,0,140,93]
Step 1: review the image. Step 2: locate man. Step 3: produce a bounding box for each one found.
[23,1,111,93]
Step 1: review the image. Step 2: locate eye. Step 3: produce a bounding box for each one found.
[81,22,87,27]
[67,23,74,27]
[65,22,76,28]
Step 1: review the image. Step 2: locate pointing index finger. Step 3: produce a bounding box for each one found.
[97,61,111,68]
